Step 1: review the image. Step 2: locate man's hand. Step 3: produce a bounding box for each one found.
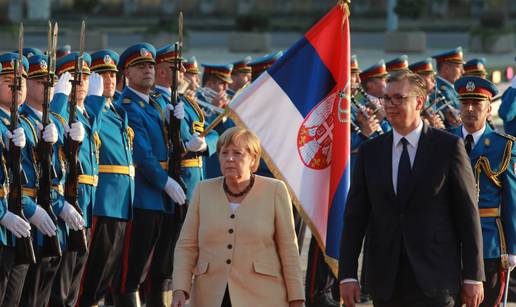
[211,91,229,108]
[461,283,484,307]
[340,281,361,307]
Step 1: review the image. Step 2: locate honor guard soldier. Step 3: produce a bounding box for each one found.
[154,44,217,201]
[385,55,409,73]
[67,49,132,307]
[249,50,283,82]
[464,58,488,79]
[56,45,71,60]
[0,52,61,307]
[45,51,102,307]
[499,57,516,136]
[409,59,445,129]
[452,76,516,306]
[0,59,32,306]
[431,47,464,127]
[227,56,252,99]
[358,60,391,134]
[197,63,232,123]
[116,42,186,307]
[183,56,201,94]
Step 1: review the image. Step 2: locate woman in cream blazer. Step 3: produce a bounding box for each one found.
[172,128,304,307]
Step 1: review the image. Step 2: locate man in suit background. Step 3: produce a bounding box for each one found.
[339,70,485,307]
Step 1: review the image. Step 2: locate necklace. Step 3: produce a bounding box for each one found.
[224,174,255,197]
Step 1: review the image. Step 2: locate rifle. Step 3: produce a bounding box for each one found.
[64,21,87,253]
[168,12,188,223]
[38,21,61,258]
[8,23,36,264]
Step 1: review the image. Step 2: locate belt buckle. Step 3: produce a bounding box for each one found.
[129,165,135,177]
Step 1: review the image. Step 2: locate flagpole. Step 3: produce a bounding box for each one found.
[199,109,229,138]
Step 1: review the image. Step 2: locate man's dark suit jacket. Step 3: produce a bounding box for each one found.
[338,124,484,300]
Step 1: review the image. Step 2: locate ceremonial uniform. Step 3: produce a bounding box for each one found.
[227,56,252,99]
[453,77,516,307]
[385,55,409,73]
[46,52,102,307]
[116,43,180,306]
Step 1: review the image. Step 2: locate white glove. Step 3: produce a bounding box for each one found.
[509,254,516,271]
[87,72,104,97]
[186,132,207,152]
[59,201,85,231]
[28,206,57,237]
[4,127,26,150]
[38,122,58,144]
[511,76,516,89]
[55,72,73,96]
[165,102,185,123]
[66,122,85,142]
[164,177,186,205]
[0,211,31,238]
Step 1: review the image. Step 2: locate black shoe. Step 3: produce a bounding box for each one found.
[307,293,340,307]
[360,291,372,303]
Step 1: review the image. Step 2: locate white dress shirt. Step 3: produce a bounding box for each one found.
[127,86,149,103]
[461,125,486,150]
[392,120,423,193]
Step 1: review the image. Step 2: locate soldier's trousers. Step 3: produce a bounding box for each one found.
[480,258,505,307]
[116,209,166,296]
[305,236,339,304]
[49,231,91,307]
[77,216,127,307]
[19,255,61,307]
[0,246,28,307]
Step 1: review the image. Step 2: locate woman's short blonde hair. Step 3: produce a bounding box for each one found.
[216,127,261,172]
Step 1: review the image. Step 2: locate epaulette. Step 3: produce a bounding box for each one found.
[122,98,132,104]
[151,92,161,99]
[495,131,516,142]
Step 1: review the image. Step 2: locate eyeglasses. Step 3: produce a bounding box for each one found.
[382,94,419,106]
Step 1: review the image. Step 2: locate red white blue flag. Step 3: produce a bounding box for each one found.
[229,3,351,272]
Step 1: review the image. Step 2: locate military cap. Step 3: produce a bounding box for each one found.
[463,58,487,77]
[232,56,252,74]
[118,43,156,70]
[13,47,43,59]
[56,45,71,59]
[27,54,51,79]
[409,58,434,75]
[90,49,119,73]
[351,54,360,73]
[454,76,498,101]
[359,60,388,81]
[0,53,29,77]
[156,43,186,64]
[386,55,409,72]
[184,56,200,74]
[202,63,233,84]
[432,47,465,65]
[56,52,91,76]
[249,51,283,79]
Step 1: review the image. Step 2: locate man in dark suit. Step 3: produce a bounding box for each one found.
[339,71,485,307]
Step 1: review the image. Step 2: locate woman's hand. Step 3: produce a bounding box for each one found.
[289,300,305,307]
[172,290,187,307]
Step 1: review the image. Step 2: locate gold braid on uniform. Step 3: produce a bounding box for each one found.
[51,112,70,171]
[20,115,41,185]
[184,95,205,124]
[474,139,513,195]
[126,127,135,150]
[93,132,102,162]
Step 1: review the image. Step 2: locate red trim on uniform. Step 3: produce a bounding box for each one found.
[464,65,485,74]
[457,86,493,99]
[435,53,463,64]
[91,58,116,69]
[120,220,134,294]
[308,246,321,303]
[496,268,507,306]
[359,66,387,81]
[124,52,155,69]
[204,67,232,78]
[57,61,90,76]
[387,61,408,71]
[76,216,98,307]
[410,63,433,74]
[251,62,275,74]
[156,51,180,63]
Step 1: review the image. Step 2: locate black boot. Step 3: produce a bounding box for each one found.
[113,292,141,307]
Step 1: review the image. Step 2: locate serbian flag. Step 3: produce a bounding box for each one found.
[228,3,351,273]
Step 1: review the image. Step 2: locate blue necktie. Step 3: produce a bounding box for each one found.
[397,137,412,203]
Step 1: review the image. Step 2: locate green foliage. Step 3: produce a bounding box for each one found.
[394,0,427,19]
[235,14,271,32]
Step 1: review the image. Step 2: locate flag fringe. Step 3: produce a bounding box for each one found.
[228,109,339,277]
